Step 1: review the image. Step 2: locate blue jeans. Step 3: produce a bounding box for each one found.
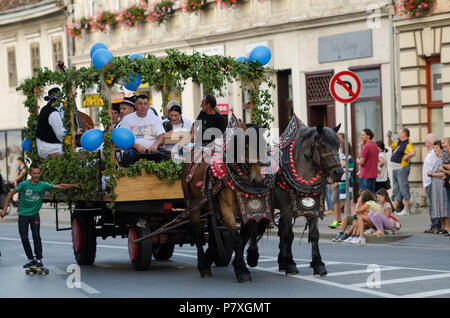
[392,166,411,202]
[325,185,333,210]
[359,178,376,196]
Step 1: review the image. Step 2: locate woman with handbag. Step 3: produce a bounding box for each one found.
[375,141,390,192]
[428,140,450,236]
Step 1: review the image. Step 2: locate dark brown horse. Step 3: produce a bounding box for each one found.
[274,116,343,276]
[181,119,271,282]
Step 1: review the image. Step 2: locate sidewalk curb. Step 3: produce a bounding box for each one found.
[264,229,412,244]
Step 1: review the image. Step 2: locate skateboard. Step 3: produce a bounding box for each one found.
[25,266,49,275]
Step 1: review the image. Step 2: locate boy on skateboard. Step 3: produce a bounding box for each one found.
[1,163,78,268]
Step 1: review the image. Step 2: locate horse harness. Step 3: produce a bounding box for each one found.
[276,115,337,220]
[184,115,274,224]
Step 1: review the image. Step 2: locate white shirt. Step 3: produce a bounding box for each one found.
[422,149,438,188]
[377,152,388,182]
[120,111,165,149]
[36,111,65,159]
[163,117,193,132]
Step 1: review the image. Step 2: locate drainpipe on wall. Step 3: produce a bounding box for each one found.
[393,2,403,131]
[389,4,397,133]
[64,0,75,68]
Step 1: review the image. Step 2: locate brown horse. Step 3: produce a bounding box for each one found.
[181,120,270,282]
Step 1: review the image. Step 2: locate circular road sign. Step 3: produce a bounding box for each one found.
[329,71,361,104]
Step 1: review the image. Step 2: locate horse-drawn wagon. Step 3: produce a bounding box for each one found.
[18,47,344,281]
[18,49,274,274]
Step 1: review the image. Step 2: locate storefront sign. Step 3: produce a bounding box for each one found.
[354,69,381,99]
[318,30,373,63]
[217,104,229,115]
[194,45,225,56]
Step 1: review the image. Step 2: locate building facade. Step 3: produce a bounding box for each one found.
[0,0,68,181]
[71,0,395,142]
[393,0,450,208]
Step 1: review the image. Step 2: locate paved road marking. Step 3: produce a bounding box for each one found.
[316,267,401,277]
[349,273,450,288]
[173,252,197,259]
[399,289,450,298]
[49,265,100,295]
[3,236,449,298]
[254,265,398,298]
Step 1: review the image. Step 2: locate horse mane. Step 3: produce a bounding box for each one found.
[296,125,340,149]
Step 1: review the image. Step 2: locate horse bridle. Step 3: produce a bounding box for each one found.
[313,140,340,172]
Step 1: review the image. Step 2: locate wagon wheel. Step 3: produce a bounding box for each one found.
[72,209,97,265]
[128,226,153,271]
[207,229,233,267]
[152,241,175,261]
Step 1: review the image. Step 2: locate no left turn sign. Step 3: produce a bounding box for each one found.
[329,71,361,104]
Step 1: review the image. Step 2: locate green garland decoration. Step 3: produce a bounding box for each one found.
[17,50,275,209]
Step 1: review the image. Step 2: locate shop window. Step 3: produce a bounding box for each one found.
[0,130,23,181]
[350,67,383,146]
[30,43,41,78]
[7,47,17,87]
[52,37,64,71]
[426,57,443,139]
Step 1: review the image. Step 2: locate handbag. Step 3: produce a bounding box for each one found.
[385,177,391,190]
[389,215,401,230]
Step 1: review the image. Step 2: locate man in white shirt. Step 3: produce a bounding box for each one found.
[120,94,165,153]
[36,88,65,159]
[422,133,440,232]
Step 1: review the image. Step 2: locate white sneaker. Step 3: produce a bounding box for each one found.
[396,209,410,216]
[344,236,355,243]
[352,237,366,245]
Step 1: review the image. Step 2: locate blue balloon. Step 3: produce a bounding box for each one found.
[22,138,33,151]
[235,56,248,63]
[81,129,104,151]
[92,49,113,70]
[123,73,142,91]
[129,54,143,60]
[249,46,272,66]
[111,128,135,150]
[90,43,108,59]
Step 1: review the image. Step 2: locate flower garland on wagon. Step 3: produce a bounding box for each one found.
[17,49,275,210]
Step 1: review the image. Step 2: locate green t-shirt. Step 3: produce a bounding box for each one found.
[16,180,54,216]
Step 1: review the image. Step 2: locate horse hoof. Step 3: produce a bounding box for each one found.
[200,269,212,278]
[312,264,327,277]
[279,264,299,275]
[246,252,259,268]
[237,273,252,283]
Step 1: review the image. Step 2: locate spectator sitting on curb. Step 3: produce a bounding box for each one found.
[367,188,399,236]
[332,190,379,244]
[347,190,381,245]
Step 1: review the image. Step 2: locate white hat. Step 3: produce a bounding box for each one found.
[166,100,181,112]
